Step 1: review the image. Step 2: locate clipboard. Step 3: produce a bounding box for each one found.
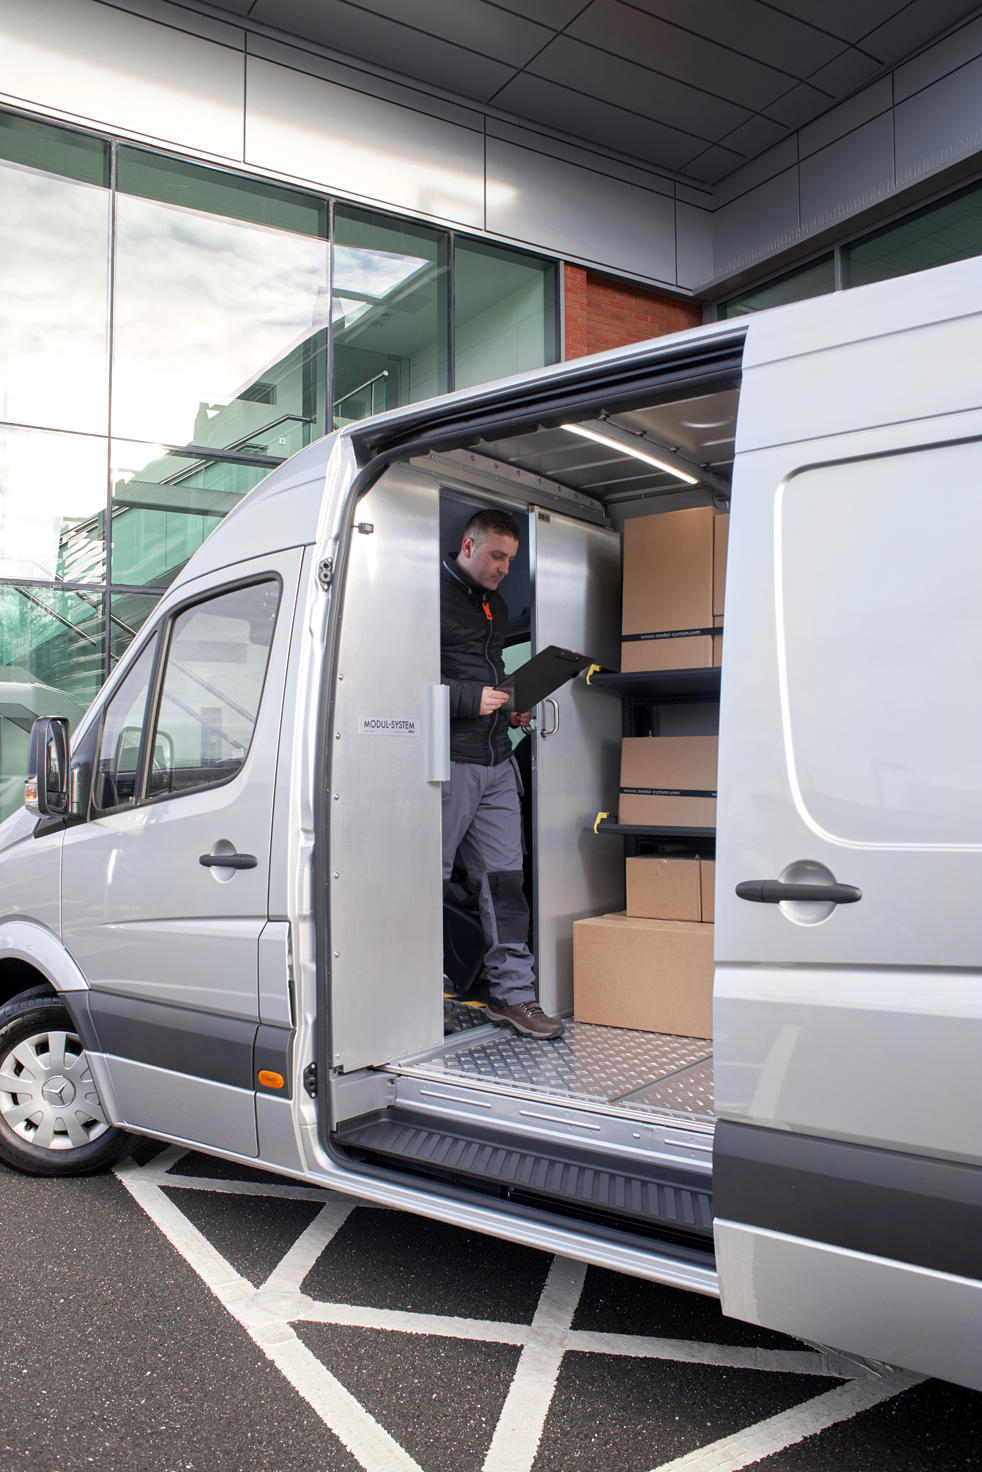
[496,645,593,711]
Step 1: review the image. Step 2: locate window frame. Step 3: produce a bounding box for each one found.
[90,570,283,817]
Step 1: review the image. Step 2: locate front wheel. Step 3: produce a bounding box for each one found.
[0,994,131,1176]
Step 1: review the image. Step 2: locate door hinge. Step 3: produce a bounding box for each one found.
[317,557,334,590]
[302,1062,318,1098]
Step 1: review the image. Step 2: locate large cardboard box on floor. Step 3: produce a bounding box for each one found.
[619,735,718,827]
[574,913,713,1038]
[700,857,716,922]
[621,507,715,671]
[626,854,715,921]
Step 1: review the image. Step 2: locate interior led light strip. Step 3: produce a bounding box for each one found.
[561,422,698,484]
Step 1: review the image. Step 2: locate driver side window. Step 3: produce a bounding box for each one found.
[92,636,157,812]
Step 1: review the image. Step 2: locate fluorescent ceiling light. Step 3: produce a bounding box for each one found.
[561,422,698,484]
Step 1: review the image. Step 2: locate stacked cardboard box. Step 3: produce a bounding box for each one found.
[619,734,718,828]
[713,513,728,667]
[625,854,715,921]
[621,507,728,672]
[574,914,713,1038]
[573,856,716,1038]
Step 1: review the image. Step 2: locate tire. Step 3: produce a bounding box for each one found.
[0,995,131,1176]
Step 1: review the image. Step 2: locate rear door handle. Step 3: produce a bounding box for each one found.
[736,880,861,904]
[199,853,257,869]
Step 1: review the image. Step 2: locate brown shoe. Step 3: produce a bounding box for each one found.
[485,999,565,1040]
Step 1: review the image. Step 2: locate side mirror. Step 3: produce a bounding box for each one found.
[25,717,71,816]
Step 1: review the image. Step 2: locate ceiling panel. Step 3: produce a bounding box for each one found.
[676,143,747,183]
[569,0,798,110]
[489,0,586,26]
[761,1,908,45]
[630,0,846,75]
[763,80,836,129]
[716,113,789,160]
[859,0,980,65]
[490,72,707,168]
[528,35,751,137]
[804,48,882,95]
[248,0,518,101]
[322,0,556,67]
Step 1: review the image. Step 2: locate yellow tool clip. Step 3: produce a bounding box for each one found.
[585,663,602,685]
[593,811,609,834]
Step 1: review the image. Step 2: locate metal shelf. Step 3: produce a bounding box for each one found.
[593,819,716,840]
[586,667,720,701]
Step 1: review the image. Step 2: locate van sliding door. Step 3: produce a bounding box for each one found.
[327,465,443,1073]
[529,506,622,1016]
[715,277,982,1391]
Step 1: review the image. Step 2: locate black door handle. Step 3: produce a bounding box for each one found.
[199,853,258,869]
[736,880,861,904]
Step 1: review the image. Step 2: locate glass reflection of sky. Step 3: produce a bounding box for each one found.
[332,245,428,330]
[112,196,330,448]
[0,427,106,583]
[0,160,110,435]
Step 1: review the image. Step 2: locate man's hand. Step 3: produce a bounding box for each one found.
[510,710,531,729]
[480,686,510,716]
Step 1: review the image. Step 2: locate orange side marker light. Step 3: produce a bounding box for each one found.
[258,1070,285,1089]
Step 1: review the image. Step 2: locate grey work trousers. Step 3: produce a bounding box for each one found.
[441,757,536,1005]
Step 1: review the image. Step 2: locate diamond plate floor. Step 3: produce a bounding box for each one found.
[398,1021,715,1124]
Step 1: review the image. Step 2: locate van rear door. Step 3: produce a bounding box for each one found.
[714,260,982,1389]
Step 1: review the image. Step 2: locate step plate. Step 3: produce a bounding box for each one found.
[336,1109,714,1239]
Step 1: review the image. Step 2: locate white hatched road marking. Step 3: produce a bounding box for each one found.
[648,1369,925,1472]
[115,1148,921,1472]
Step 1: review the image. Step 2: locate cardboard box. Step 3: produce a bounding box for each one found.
[626,855,701,921]
[619,735,718,827]
[700,857,715,922]
[626,854,715,921]
[713,513,728,618]
[574,913,713,1037]
[621,507,715,672]
[713,613,723,668]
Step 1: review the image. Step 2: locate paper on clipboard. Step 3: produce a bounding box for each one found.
[496,645,594,711]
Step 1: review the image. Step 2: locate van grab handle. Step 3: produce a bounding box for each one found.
[200,853,258,869]
[736,880,861,904]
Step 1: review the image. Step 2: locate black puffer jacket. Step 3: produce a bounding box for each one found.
[441,556,513,766]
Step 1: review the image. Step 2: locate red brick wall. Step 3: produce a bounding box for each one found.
[564,263,701,360]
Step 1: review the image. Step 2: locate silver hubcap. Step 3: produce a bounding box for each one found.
[0,1029,109,1151]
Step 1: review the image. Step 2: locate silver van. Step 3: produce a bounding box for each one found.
[2,253,980,1393]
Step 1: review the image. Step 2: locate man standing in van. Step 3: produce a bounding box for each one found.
[441,509,565,1040]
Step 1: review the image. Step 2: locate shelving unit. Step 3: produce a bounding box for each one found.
[585,665,719,855]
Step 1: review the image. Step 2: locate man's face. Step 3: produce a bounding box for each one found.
[459,531,519,591]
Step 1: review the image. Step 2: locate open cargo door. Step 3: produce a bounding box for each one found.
[714,261,982,1389]
[327,465,444,1073]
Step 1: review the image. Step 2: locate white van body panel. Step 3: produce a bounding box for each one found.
[714,258,982,1388]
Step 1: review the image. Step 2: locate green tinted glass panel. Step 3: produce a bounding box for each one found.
[0,582,103,819]
[0,427,106,583]
[111,443,269,589]
[109,590,162,669]
[117,148,326,237]
[843,180,982,288]
[719,255,835,318]
[333,206,448,428]
[113,152,329,450]
[455,240,557,392]
[0,110,108,187]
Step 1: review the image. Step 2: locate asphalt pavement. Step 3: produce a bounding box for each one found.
[1,1138,980,1472]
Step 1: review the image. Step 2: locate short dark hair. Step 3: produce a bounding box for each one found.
[462,508,521,546]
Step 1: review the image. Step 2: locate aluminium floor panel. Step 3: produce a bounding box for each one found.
[396,1016,715,1125]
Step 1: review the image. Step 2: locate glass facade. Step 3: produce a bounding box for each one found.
[0,105,560,818]
[842,178,982,288]
[719,254,835,318]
